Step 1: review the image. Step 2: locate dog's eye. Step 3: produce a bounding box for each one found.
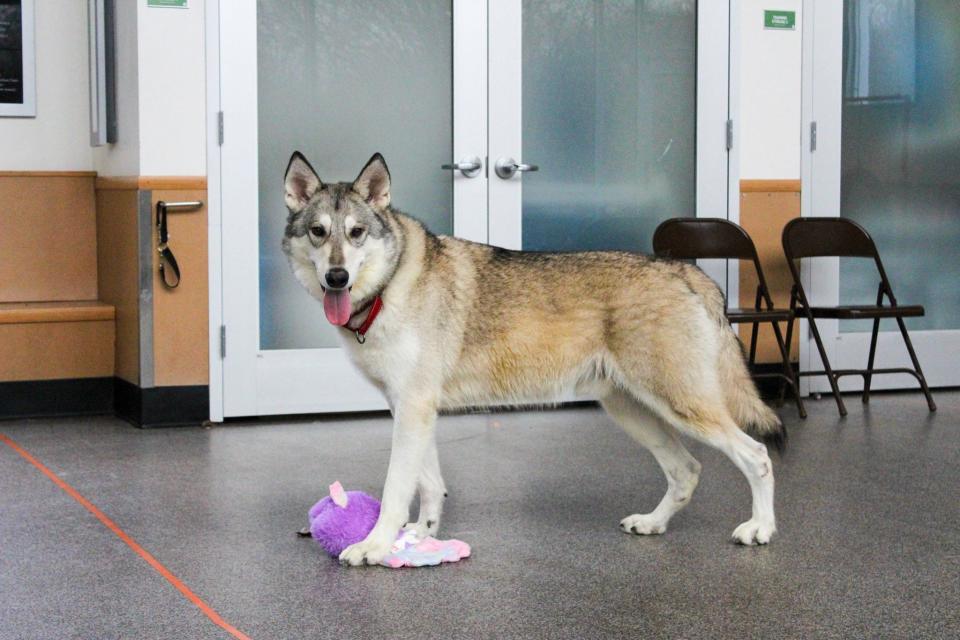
[350,226,365,239]
[309,225,326,238]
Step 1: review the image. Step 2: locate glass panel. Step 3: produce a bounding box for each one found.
[257,0,453,350]
[521,0,697,252]
[840,0,960,331]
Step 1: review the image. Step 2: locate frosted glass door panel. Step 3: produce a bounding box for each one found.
[521,1,697,252]
[840,0,960,331]
[257,0,453,350]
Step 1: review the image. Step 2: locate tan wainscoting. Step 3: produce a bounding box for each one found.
[151,188,209,387]
[95,187,141,384]
[0,320,114,381]
[0,173,98,302]
[738,180,801,364]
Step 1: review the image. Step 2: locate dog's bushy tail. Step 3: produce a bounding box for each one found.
[686,264,786,453]
[718,323,786,452]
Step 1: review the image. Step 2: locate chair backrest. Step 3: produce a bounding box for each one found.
[781,217,877,260]
[652,217,758,261]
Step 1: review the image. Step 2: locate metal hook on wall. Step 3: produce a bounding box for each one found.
[156,200,203,289]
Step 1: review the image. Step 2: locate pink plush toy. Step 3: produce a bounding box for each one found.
[307,481,470,568]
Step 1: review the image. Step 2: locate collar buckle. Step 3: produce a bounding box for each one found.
[353,296,384,345]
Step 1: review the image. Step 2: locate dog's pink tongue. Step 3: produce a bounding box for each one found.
[323,289,352,326]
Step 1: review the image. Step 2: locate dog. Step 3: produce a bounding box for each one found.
[282,151,784,566]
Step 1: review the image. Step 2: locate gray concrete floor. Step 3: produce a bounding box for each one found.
[1,391,958,639]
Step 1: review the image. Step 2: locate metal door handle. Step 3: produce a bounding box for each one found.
[441,156,482,178]
[494,157,539,179]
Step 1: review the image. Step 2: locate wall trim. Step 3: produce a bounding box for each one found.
[740,179,802,193]
[114,378,209,428]
[137,190,155,389]
[0,171,97,178]
[95,176,140,190]
[0,302,115,325]
[0,377,209,426]
[139,176,207,190]
[0,378,114,420]
[95,176,208,190]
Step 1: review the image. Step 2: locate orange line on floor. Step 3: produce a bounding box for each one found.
[0,433,252,640]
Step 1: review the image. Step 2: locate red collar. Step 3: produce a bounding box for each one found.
[353,296,383,344]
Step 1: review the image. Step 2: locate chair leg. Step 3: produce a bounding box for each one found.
[783,306,797,406]
[749,322,759,366]
[807,311,847,417]
[862,316,881,404]
[772,318,806,419]
[894,316,937,412]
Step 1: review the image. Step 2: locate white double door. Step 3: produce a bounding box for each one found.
[213,1,733,419]
[801,1,960,392]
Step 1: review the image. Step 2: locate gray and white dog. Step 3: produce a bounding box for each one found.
[282,151,784,566]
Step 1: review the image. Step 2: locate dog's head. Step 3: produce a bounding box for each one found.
[281,152,400,326]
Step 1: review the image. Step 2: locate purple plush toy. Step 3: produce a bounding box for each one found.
[308,481,471,568]
[308,481,381,556]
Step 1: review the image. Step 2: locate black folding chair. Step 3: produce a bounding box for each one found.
[781,217,936,416]
[653,218,805,418]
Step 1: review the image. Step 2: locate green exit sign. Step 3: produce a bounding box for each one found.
[764,10,796,30]
[148,0,188,7]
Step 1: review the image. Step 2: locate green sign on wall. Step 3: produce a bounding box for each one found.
[148,0,188,8]
[764,10,796,30]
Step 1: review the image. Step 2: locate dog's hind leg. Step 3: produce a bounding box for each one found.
[601,389,701,535]
[667,411,777,545]
[700,425,776,545]
[404,435,446,538]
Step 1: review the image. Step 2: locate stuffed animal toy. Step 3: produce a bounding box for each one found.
[307,481,470,568]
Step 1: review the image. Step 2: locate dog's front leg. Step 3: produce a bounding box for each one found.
[404,436,446,538]
[339,398,438,566]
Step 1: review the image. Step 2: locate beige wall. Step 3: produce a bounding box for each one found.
[0,1,93,171]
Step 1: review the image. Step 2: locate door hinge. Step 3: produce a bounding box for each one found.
[220,325,226,358]
[810,121,817,152]
[217,111,224,146]
[725,119,734,151]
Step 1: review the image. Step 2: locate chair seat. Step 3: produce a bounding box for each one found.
[726,308,793,323]
[804,304,924,319]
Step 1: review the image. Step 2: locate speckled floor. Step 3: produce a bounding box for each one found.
[1,391,958,639]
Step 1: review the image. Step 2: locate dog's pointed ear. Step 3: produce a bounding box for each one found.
[284,151,322,212]
[352,153,391,210]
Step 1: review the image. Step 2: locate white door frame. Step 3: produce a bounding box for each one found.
[206,0,223,421]
[486,1,735,291]
[800,0,959,393]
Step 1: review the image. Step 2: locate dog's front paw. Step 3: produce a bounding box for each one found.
[619,513,668,535]
[731,518,776,545]
[339,532,394,566]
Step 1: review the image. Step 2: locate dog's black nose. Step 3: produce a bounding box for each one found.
[325,268,349,289]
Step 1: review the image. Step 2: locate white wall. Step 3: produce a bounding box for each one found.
[93,0,140,177]
[738,0,803,179]
[136,0,206,176]
[0,0,92,171]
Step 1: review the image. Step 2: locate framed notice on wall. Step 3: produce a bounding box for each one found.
[0,0,35,117]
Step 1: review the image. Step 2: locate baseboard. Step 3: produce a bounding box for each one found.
[0,377,114,420]
[114,378,209,428]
